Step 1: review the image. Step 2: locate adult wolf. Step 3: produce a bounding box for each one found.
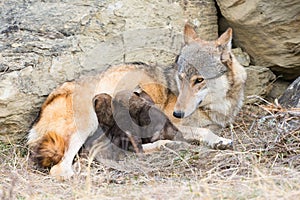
[28,24,246,179]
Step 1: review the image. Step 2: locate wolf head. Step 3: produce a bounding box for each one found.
[173,24,234,118]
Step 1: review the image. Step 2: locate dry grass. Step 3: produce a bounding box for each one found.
[1,102,300,200]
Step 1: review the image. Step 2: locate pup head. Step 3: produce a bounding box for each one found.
[92,93,143,153]
[173,23,233,118]
[113,90,181,142]
[92,93,114,131]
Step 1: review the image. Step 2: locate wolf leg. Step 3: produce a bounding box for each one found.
[50,115,98,180]
[49,131,87,180]
[142,140,184,153]
[177,125,233,150]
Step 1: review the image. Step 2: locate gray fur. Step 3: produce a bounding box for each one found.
[177,42,227,79]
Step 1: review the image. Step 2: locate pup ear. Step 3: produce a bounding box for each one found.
[92,93,112,110]
[216,27,232,51]
[184,23,198,44]
[92,95,100,110]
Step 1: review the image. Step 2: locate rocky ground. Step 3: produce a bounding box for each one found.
[1,101,299,199]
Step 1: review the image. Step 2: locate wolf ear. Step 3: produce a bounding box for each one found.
[184,23,198,44]
[217,28,233,67]
[216,28,232,51]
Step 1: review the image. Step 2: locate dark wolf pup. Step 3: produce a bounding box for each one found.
[84,90,185,161]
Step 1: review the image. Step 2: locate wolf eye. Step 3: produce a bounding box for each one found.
[194,78,204,84]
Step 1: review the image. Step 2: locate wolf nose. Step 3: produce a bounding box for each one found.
[173,111,185,118]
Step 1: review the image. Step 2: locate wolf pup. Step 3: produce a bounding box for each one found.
[84,90,184,161]
[28,24,246,179]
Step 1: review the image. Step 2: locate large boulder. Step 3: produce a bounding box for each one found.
[0,0,218,143]
[216,0,300,80]
[279,76,300,108]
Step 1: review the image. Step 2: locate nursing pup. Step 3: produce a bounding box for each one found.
[84,90,184,161]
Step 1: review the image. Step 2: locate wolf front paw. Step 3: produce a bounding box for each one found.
[50,164,74,181]
[210,137,233,150]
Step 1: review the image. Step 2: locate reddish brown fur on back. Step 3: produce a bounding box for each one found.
[41,82,74,110]
[31,82,75,127]
[31,132,66,168]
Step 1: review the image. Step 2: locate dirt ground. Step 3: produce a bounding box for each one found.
[1,102,299,200]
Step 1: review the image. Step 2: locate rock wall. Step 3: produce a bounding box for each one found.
[279,77,300,108]
[0,0,218,143]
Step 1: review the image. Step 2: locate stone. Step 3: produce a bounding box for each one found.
[0,0,218,143]
[279,76,300,108]
[232,48,250,67]
[123,28,182,65]
[216,0,300,80]
[179,0,218,40]
[244,66,276,104]
[267,80,291,102]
